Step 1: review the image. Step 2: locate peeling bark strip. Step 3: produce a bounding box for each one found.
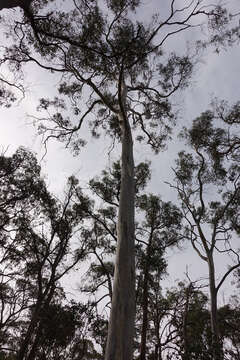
[105,81,135,360]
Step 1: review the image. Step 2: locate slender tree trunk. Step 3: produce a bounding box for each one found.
[153,281,162,360]
[140,269,149,360]
[154,339,162,360]
[26,324,42,360]
[208,255,223,360]
[104,105,135,359]
[140,235,153,360]
[16,304,41,360]
[17,283,55,360]
[182,285,191,360]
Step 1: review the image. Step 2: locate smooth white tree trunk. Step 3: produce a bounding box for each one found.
[104,105,135,360]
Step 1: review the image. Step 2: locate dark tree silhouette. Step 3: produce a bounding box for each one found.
[0,148,90,360]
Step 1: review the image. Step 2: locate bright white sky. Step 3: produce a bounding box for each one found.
[0,0,239,303]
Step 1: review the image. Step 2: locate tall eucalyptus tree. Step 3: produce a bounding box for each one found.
[0,1,228,359]
[170,102,240,359]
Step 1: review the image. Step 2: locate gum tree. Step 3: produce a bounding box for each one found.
[170,103,240,359]
[0,148,90,359]
[70,161,183,359]
[0,1,227,359]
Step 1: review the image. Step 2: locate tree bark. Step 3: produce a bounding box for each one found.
[208,255,223,360]
[140,234,153,360]
[104,99,135,359]
[26,324,42,360]
[182,285,191,360]
[16,304,41,360]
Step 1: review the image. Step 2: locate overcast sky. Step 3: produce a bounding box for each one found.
[0,0,239,302]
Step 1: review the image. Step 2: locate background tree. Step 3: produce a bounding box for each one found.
[144,279,240,360]
[198,5,240,52]
[69,160,184,359]
[0,147,49,357]
[170,103,240,359]
[135,193,182,360]
[0,148,93,360]
[166,282,212,360]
